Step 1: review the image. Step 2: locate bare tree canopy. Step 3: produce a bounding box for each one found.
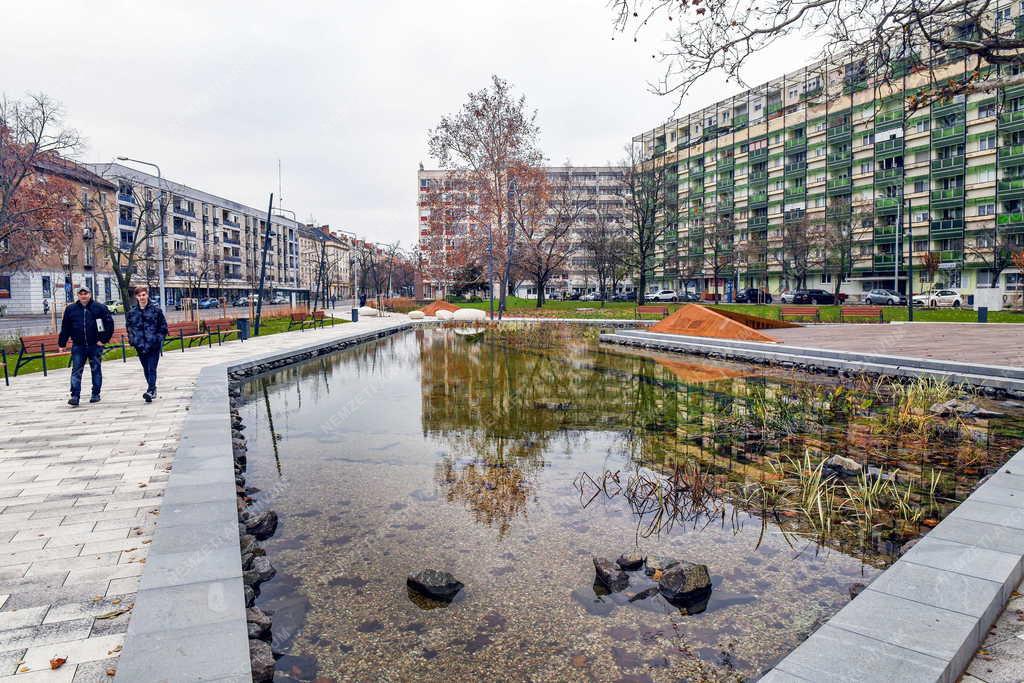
[0,93,82,271]
[620,144,673,303]
[611,0,1024,109]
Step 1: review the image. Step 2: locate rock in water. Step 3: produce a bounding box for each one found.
[658,562,712,606]
[593,557,629,592]
[825,454,862,476]
[616,552,645,571]
[244,556,276,587]
[245,511,279,540]
[249,639,275,683]
[407,570,464,602]
[644,556,680,577]
[247,607,272,641]
[848,582,866,599]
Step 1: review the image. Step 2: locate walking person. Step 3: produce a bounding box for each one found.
[126,286,168,403]
[58,285,114,407]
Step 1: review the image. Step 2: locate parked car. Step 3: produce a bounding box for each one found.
[864,289,906,306]
[197,297,220,309]
[611,292,633,302]
[579,292,601,301]
[779,290,796,304]
[645,289,678,302]
[270,294,289,305]
[680,291,701,302]
[792,289,836,305]
[232,294,259,307]
[913,289,962,308]
[734,288,773,304]
[105,300,124,314]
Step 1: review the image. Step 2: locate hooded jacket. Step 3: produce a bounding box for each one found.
[126,303,169,354]
[58,299,114,348]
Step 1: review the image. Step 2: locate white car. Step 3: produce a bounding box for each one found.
[645,289,678,302]
[779,290,797,304]
[913,289,962,308]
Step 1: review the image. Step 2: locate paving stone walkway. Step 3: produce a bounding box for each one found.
[965,578,1024,683]
[0,316,404,681]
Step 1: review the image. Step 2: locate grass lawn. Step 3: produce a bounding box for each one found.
[2,315,347,379]
[453,296,1024,323]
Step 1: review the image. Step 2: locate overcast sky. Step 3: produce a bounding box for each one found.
[2,1,818,245]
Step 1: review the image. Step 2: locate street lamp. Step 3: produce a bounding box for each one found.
[116,157,167,309]
[272,208,298,304]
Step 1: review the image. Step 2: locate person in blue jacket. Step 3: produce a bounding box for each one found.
[126,286,168,403]
[58,285,114,406]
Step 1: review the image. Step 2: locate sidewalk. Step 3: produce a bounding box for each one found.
[0,314,406,679]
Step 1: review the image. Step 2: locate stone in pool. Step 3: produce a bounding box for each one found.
[593,557,629,592]
[616,552,645,571]
[245,510,279,540]
[644,556,679,577]
[658,562,712,608]
[407,570,463,602]
[825,454,861,476]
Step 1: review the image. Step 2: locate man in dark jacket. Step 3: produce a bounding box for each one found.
[58,285,114,406]
[126,286,168,403]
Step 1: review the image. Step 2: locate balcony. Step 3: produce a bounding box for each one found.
[718,179,735,191]
[732,114,748,129]
[827,177,852,195]
[1002,111,1024,130]
[748,216,768,229]
[931,187,964,206]
[827,123,852,140]
[223,255,241,264]
[875,139,904,156]
[875,167,902,181]
[173,205,196,218]
[931,98,965,117]
[748,192,768,207]
[843,79,867,95]
[874,225,897,241]
[748,170,768,182]
[874,110,903,128]
[223,236,241,245]
[118,240,134,251]
[749,148,768,160]
[784,162,807,176]
[1001,144,1024,164]
[998,178,1024,198]
[785,187,806,200]
[767,101,783,115]
[118,215,134,227]
[785,137,807,150]
[718,156,735,169]
[940,249,962,263]
[932,124,965,141]
[932,156,965,176]
[874,254,896,268]
[117,192,134,204]
[875,197,900,213]
[827,152,852,166]
[998,212,1024,226]
[223,218,240,228]
[172,227,197,237]
[931,218,964,237]
[690,167,705,179]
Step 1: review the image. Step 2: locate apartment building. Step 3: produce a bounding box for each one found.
[416,165,632,299]
[85,163,304,306]
[0,158,119,315]
[297,225,354,301]
[634,18,1024,300]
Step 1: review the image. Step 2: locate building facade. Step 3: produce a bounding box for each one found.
[85,163,304,307]
[634,35,1024,300]
[297,225,354,302]
[416,166,632,299]
[0,158,119,315]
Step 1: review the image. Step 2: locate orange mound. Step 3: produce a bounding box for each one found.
[650,304,786,343]
[419,300,462,316]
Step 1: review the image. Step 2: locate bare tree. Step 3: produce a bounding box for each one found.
[0,93,82,272]
[580,193,631,303]
[770,215,822,291]
[621,143,673,303]
[611,0,1024,111]
[823,206,872,299]
[428,75,543,313]
[703,212,738,301]
[966,225,1023,287]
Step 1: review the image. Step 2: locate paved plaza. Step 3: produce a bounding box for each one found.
[770,322,1024,368]
[0,315,402,680]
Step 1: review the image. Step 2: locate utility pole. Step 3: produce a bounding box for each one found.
[254,193,274,336]
[501,177,518,319]
[906,197,914,321]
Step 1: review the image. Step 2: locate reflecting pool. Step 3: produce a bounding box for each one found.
[239,327,1024,682]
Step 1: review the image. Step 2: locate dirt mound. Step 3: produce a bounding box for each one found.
[650,304,783,343]
[419,300,462,316]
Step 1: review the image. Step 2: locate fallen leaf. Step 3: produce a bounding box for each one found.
[106,667,116,676]
[96,606,132,619]
[571,654,587,668]
[50,657,66,670]
[111,599,121,605]
[19,666,28,673]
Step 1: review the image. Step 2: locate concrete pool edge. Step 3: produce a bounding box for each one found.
[114,321,413,681]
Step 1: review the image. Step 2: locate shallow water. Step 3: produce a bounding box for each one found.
[239,328,1024,682]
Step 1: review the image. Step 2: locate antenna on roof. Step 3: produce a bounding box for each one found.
[277,158,283,210]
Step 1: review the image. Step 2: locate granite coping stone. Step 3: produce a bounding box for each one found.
[115,321,412,681]
[768,446,1024,682]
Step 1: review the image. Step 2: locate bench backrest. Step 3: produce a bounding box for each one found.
[289,312,308,322]
[20,333,66,353]
[312,310,326,320]
[168,321,201,335]
[843,305,882,315]
[780,306,818,314]
[203,318,235,331]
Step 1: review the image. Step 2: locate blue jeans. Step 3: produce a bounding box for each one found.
[70,343,103,398]
[137,348,160,392]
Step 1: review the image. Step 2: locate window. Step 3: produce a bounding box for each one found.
[978,204,995,216]
[913,240,929,252]
[915,119,930,133]
[41,276,51,299]
[979,134,997,150]
[820,272,833,284]
[914,180,926,193]
[862,134,874,146]
[861,161,874,173]
[979,103,996,118]
[977,270,993,286]
[997,7,1012,23]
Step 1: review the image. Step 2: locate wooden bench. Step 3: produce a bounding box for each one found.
[15,334,73,376]
[203,317,240,344]
[635,305,670,319]
[779,306,821,322]
[103,328,130,362]
[287,311,312,331]
[311,309,335,328]
[840,305,884,323]
[164,321,210,351]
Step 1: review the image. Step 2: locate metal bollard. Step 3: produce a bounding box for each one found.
[351,308,359,323]
[978,306,988,323]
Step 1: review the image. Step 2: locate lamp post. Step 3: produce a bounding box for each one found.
[116,157,166,309]
[272,207,297,305]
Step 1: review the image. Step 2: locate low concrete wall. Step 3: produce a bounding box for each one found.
[115,322,412,681]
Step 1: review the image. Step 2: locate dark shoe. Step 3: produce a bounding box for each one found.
[149,388,157,399]
[143,391,152,403]
[89,395,101,404]
[68,397,80,407]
